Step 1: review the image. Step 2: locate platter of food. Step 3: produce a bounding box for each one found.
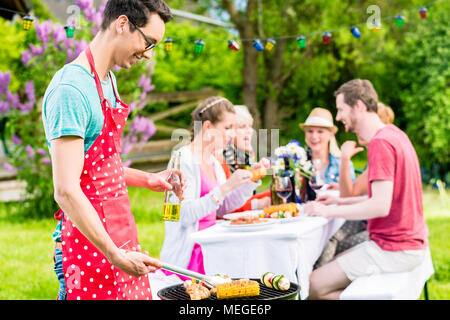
[260,203,306,223]
[220,216,278,231]
[223,210,263,221]
[222,203,307,225]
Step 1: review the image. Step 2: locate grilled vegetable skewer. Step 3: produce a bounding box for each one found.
[261,272,291,291]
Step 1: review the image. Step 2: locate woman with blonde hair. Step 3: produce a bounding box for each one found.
[159,97,261,279]
[299,107,355,185]
[220,105,271,212]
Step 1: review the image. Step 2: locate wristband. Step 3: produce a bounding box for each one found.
[210,193,222,205]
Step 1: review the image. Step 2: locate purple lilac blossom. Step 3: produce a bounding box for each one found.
[0,101,9,114]
[30,44,44,56]
[36,148,47,156]
[77,0,93,11]
[21,50,32,65]
[74,39,88,57]
[3,162,16,174]
[35,20,52,48]
[25,81,35,104]
[53,24,67,47]
[41,158,51,166]
[0,71,11,95]
[26,145,35,159]
[6,91,19,110]
[11,135,22,145]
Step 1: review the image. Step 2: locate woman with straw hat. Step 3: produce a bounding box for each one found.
[299,107,356,185]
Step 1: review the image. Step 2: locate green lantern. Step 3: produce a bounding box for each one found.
[64,25,75,38]
[395,14,405,27]
[194,39,205,54]
[23,15,34,31]
[296,36,306,49]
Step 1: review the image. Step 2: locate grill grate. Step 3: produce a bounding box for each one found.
[157,279,300,300]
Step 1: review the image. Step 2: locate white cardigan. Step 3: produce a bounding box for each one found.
[159,145,260,268]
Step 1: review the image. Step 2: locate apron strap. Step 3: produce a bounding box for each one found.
[85,46,113,109]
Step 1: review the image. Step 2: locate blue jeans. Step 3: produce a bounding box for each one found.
[54,246,67,300]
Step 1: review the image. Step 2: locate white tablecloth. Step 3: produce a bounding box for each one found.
[190,216,345,299]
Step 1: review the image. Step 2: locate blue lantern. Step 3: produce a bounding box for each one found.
[350,26,361,38]
[252,39,263,52]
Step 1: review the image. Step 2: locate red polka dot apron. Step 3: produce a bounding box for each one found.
[59,46,152,300]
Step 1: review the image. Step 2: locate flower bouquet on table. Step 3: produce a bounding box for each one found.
[270,140,315,203]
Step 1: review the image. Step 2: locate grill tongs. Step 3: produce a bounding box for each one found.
[161,262,231,288]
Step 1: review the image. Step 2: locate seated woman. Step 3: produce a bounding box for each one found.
[159,97,261,279]
[221,105,271,212]
[299,107,356,185]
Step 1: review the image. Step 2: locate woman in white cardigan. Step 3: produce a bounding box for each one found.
[159,97,261,276]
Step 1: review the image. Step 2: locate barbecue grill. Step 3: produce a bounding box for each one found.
[157,279,300,300]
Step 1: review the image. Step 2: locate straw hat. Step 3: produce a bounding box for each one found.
[299,107,338,134]
[299,107,341,158]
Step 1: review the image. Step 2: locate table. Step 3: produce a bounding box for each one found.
[190,216,345,299]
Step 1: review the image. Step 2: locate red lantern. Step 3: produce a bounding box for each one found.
[322,31,332,45]
[419,7,428,19]
[228,40,240,51]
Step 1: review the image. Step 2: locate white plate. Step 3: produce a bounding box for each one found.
[223,210,263,220]
[277,215,308,224]
[220,218,278,232]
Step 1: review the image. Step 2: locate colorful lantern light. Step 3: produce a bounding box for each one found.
[23,15,34,30]
[296,35,306,49]
[265,38,276,51]
[350,26,361,38]
[322,31,332,45]
[194,39,205,54]
[419,7,428,19]
[228,40,240,51]
[164,37,173,52]
[395,14,405,27]
[371,21,381,33]
[252,39,263,52]
[64,24,75,38]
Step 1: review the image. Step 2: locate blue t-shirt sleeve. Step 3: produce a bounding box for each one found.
[44,84,90,141]
[348,160,356,182]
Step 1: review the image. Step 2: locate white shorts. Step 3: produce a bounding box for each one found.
[336,240,427,281]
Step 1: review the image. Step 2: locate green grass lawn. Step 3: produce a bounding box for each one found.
[0,184,448,300]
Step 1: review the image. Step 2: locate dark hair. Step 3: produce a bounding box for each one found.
[101,0,173,31]
[334,79,379,113]
[190,97,235,141]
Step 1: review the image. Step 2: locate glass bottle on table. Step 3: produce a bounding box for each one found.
[270,171,283,205]
[280,156,297,203]
[163,151,181,222]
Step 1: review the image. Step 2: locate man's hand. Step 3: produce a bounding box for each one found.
[110,249,162,277]
[340,141,364,161]
[146,170,186,200]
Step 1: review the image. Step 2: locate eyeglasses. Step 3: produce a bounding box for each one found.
[128,18,157,51]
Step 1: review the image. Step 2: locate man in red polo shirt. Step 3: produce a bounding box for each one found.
[305,79,429,300]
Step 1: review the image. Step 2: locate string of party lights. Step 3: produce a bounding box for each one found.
[161,0,446,54]
[0,0,447,53]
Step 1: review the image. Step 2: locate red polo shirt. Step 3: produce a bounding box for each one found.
[367,125,428,251]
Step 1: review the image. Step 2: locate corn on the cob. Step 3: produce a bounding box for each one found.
[263,203,298,215]
[216,279,260,299]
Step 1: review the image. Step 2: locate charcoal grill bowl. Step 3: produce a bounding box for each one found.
[157,278,300,300]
